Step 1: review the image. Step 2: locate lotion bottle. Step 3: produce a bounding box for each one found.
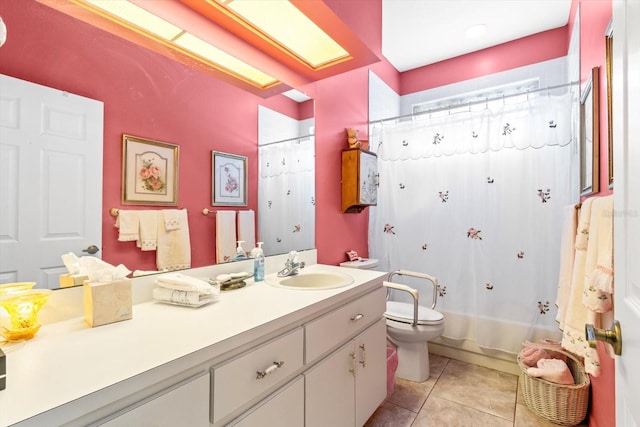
[253,242,264,282]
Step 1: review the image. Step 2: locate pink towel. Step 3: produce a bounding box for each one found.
[527,359,574,385]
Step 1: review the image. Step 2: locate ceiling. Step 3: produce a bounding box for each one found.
[381,0,573,72]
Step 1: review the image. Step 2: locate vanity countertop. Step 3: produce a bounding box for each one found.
[0,263,386,426]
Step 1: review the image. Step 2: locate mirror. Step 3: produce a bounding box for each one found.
[0,1,316,289]
[580,66,600,196]
[257,105,315,257]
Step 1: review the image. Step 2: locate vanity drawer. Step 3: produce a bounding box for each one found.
[305,286,386,364]
[211,327,303,424]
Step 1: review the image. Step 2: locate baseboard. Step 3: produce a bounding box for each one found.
[429,338,521,376]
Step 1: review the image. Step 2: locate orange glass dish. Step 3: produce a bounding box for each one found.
[0,289,52,341]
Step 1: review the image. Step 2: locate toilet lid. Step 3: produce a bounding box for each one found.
[385,301,444,325]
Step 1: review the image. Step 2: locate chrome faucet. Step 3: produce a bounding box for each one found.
[277,251,305,277]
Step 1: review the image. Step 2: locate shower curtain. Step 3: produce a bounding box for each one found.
[258,137,315,257]
[369,93,578,354]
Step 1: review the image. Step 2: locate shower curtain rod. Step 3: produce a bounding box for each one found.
[260,133,315,147]
[371,81,579,125]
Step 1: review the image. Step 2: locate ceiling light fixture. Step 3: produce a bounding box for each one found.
[207,0,350,70]
[77,0,279,89]
[465,24,487,39]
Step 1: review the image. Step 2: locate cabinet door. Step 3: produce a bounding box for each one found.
[100,372,210,427]
[230,376,304,427]
[358,150,378,205]
[355,319,387,427]
[305,342,355,427]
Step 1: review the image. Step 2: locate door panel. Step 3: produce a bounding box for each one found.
[0,74,103,288]
[612,1,640,425]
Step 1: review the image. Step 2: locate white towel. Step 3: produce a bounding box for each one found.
[156,272,213,294]
[163,209,182,231]
[153,287,219,306]
[216,210,237,263]
[555,204,578,330]
[583,196,614,312]
[138,211,160,251]
[156,209,191,271]
[237,210,256,252]
[116,210,140,242]
[560,197,600,375]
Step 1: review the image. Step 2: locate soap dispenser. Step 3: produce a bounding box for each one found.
[233,241,247,261]
[253,242,264,282]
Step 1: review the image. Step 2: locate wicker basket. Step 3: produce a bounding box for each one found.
[517,346,590,426]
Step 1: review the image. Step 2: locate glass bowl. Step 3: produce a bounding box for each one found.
[0,289,52,341]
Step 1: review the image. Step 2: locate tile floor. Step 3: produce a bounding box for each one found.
[364,354,589,427]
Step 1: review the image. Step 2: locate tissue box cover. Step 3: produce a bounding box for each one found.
[59,274,89,288]
[83,279,132,327]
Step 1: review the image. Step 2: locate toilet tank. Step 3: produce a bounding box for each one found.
[339,258,379,270]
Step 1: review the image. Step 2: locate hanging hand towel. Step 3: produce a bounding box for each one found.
[157,209,191,271]
[237,210,256,251]
[583,196,614,312]
[555,204,578,329]
[560,197,601,375]
[138,210,160,251]
[216,210,237,263]
[115,210,140,242]
[163,209,182,231]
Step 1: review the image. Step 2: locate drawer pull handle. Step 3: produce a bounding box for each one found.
[349,351,356,376]
[359,344,366,367]
[256,361,285,380]
[351,313,364,322]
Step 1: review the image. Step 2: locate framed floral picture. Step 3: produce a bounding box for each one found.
[212,151,248,206]
[121,134,179,205]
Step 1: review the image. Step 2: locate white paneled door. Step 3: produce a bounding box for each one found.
[612,1,640,426]
[0,74,103,289]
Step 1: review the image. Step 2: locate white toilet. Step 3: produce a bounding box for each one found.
[339,260,444,383]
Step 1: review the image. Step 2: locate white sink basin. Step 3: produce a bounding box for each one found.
[268,270,354,290]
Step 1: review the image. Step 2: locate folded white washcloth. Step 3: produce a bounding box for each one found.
[526,358,574,385]
[156,273,214,294]
[153,287,219,306]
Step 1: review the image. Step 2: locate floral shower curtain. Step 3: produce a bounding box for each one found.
[369,93,579,354]
[258,138,315,257]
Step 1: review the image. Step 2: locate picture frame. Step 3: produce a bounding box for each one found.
[121,134,179,205]
[211,151,248,206]
[605,20,614,187]
[580,67,600,196]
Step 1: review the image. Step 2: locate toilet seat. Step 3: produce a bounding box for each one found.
[385,301,444,325]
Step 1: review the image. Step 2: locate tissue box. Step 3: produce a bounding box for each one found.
[83,279,132,327]
[59,274,89,288]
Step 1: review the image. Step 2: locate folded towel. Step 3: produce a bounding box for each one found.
[153,287,219,306]
[216,210,237,263]
[584,195,614,306]
[237,210,256,252]
[574,198,594,250]
[527,358,574,385]
[138,211,160,251]
[157,209,191,271]
[518,340,567,368]
[162,209,182,231]
[116,210,140,242]
[156,273,213,294]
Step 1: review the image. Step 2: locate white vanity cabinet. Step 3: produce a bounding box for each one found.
[228,376,304,427]
[100,372,210,427]
[211,327,304,424]
[2,262,388,427]
[304,287,387,427]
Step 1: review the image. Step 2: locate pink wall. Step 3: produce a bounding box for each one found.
[0,0,263,271]
[401,27,569,95]
[572,1,615,426]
